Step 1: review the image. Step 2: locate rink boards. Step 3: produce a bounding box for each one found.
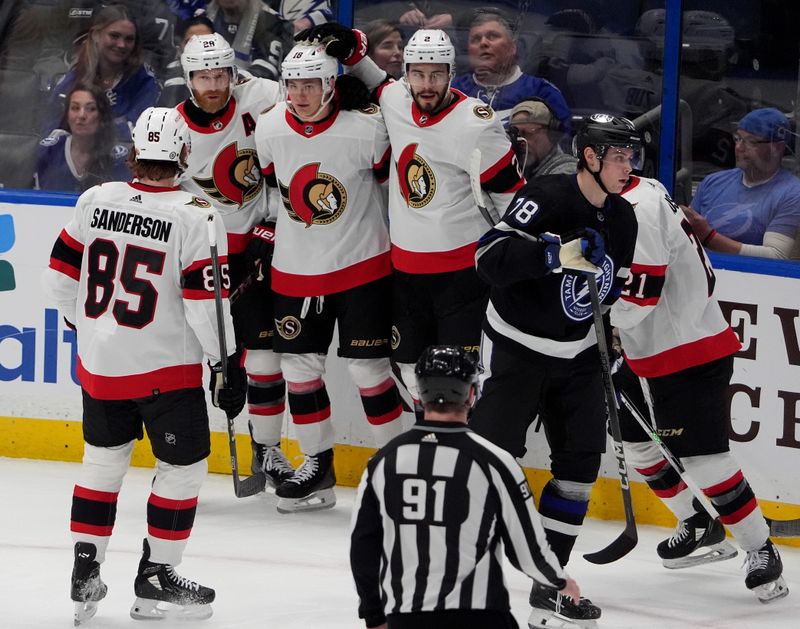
[2,193,799,541]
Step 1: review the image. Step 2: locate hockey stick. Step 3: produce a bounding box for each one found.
[581,271,638,564]
[469,148,499,227]
[620,388,800,538]
[207,215,267,498]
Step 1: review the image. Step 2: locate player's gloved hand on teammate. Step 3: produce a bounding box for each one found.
[209,351,247,419]
[294,22,367,65]
[540,232,564,271]
[336,75,372,110]
[580,228,606,265]
[244,220,275,270]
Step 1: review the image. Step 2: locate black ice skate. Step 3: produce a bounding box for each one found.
[251,439,295,489]
[744,539,789,604]
[528,581,601,629]
[657,511,738,569]
[130,539,215,621]
[71,542,107,626]
[275,448,336,513]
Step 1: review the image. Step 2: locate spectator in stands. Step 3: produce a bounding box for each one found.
[363,19,403,79]
[266,0,334,34]
[41,4,161,146]
[205,0,287,80]
[158,15,215,107]
[451,8,571,126]
[508,98,577,178]
[35,83,129,192]
[682,108,800,259]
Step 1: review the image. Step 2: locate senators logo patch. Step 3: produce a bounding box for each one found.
[185,196,211,209]
[193,142,263,207]
[397,143,435,209]
[276,316,302,340]
[278,163,347,227]
[359,104,379,115]
[391,325,400,350]
[473,104,493,120]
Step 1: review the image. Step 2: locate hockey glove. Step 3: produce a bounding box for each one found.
[540,232,563,272]
[209,352,247,419]
[540,232,601,274]
[295,22,368,65]
[580,228,606,266]
[336,74,372,111]
[244,220,276,269]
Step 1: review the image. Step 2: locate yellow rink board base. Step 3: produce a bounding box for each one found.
[3,415,798,548]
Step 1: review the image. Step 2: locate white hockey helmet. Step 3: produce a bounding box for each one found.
[281,43,339,119]
[181,33,238,106]
[403,29,455,77]
[132,107,190,168]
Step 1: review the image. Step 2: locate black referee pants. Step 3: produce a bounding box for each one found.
[387,609,519,628]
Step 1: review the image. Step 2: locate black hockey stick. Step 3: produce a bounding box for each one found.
[582,271,638,564]
[620,388,800,538]
[207,215,266,498]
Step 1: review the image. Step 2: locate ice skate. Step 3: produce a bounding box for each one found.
[744,539,789,604]
[251,439,295,489]
[71,542,107,626]
[528,581,600,629]
[657,511,738,569]
[130,539,215,621]
[275,448,336,513]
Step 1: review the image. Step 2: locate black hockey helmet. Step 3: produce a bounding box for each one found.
[415,345,478,406]
[573,113,644,169]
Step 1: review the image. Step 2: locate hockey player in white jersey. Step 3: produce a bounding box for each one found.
[43,108,247,624]
[612,175,788,604]
[254,43,405,513]
[177,33,294,490]
[294,24,524,417]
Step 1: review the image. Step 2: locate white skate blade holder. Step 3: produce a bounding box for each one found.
[528,608,599,629]
[74,601,99,626]
[751,575,789,604]
[277,487,336,514]
[662,540,738,569]
[130,596,214,621]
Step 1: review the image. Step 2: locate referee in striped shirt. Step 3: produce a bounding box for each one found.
[350,345,580,629]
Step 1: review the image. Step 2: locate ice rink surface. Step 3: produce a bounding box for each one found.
[2,457,798,628]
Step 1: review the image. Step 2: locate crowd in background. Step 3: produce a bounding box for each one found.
[1,0,799,259]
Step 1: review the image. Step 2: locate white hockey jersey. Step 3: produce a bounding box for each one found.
[178,75,280,256]
[611,176,741,377]
[376,82,524,273]
[43,181,236,400]
[254,103,392,297]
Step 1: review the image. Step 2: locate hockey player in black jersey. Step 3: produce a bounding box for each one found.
[471,114,642,628]
[350,345,580,629]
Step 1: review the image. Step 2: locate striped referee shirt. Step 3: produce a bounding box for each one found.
[350,419,566,626]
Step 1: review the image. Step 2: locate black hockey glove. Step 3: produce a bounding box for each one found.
[580,228,606,266]
[336,74,372,111]
[295,22,368,65]
[244,220,276,269]
[209,352,247,420]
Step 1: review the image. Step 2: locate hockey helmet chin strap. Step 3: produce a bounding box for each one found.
[591,158,612,195]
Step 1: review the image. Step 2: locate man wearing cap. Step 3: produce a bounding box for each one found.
[508,99,577,179]
[682,107,800,259]
[451,9,571,127]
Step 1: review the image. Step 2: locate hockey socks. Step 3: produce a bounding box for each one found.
[287,378,335,455]
[538,479,590,567]
[358,377,404,447]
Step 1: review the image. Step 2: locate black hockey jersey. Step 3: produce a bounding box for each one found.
[475,174,637,360]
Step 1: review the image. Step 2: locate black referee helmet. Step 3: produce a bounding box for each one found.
[415,345,478,406]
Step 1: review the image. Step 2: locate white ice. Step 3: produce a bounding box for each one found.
[2,457,798,628]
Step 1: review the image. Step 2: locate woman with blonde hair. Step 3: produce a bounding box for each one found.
[42,4,161,145]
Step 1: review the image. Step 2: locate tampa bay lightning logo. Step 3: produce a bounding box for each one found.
[560,256,614,321]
